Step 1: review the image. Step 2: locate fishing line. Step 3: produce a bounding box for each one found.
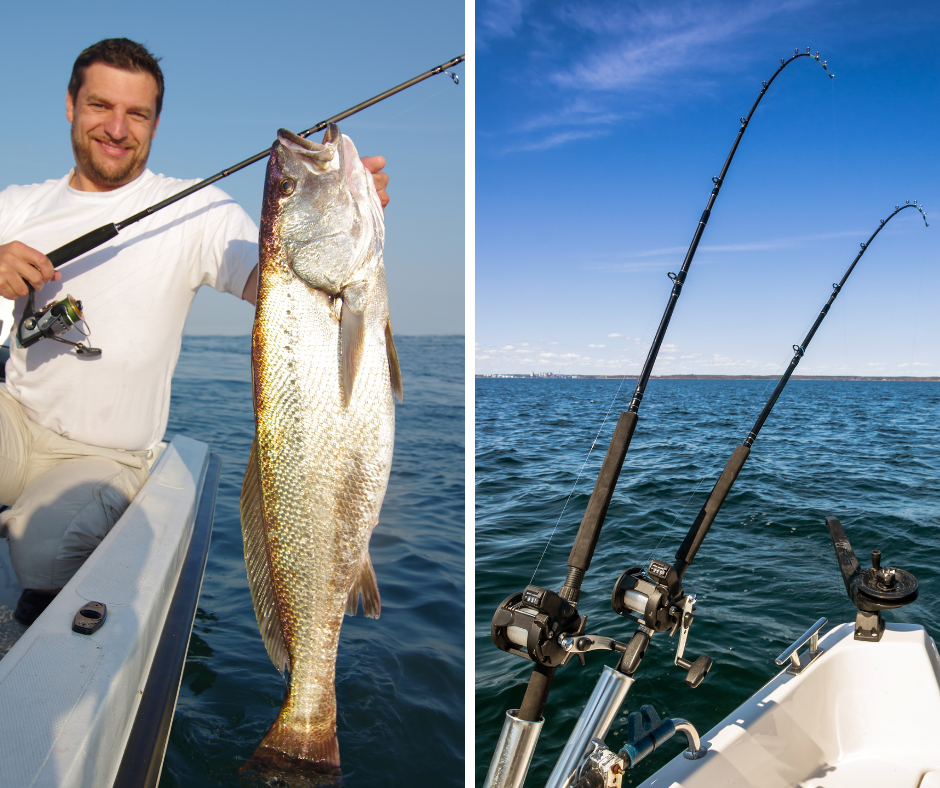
[529,283,665,585]
[354,84,457,136]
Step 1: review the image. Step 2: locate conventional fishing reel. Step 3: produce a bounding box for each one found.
[16,287,100,357]
[611,559,712,687]
[491,585,586,667]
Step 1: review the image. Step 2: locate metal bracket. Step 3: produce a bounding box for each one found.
[672,594,695,667]
[559,633,621,656]
[774,617,827,675]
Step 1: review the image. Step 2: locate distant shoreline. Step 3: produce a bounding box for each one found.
[476,374,940,381]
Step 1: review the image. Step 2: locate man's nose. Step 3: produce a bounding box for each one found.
[103,110,129,141]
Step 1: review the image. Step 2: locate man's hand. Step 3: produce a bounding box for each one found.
[361,156,389,210]
[0,241,61,300]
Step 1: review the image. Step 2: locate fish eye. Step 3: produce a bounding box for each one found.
[279,177,296,195]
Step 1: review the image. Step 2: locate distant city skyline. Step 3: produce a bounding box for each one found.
[475,1,940,376]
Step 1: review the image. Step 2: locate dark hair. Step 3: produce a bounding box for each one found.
[68,38,165,116]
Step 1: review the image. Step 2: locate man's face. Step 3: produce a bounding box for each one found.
[66,62,160,192]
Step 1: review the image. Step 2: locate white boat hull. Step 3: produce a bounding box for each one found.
[641,622,940,788]
[0,435,215,788]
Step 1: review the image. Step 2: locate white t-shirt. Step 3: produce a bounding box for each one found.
[0,169,258,451]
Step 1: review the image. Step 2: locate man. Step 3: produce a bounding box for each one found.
[0,38,389,625]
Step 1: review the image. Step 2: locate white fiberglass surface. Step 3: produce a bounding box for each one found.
[641,623,940,788]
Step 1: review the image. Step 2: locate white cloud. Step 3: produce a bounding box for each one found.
[550,1,817,93]
[477,0,537,43]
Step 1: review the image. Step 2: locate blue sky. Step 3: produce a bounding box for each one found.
[0,0,464,336]
[475,1,940,376]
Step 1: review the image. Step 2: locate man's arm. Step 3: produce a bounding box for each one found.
[242,265,259,306]
[0,241,61,300]
[241,156,389,305]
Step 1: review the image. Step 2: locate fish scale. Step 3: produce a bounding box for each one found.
[241,123,400,777]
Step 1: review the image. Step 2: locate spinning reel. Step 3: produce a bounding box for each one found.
[16,287,100,357]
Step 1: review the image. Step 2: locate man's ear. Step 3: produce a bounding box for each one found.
[152,114,160,139]
[66,90,74,123]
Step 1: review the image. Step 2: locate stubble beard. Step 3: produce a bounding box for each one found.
[71,123,151,189]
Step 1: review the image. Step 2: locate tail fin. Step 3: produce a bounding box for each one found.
[247,711,341,777]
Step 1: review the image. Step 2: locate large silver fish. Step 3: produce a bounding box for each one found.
[240,122,402,775]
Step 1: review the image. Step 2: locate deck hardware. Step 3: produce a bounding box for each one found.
[72,601,107,635]
[775,617,827,674]
[544,667,635,788]
[825,517,918,642]
[572,739,624,788]
[485,710,544,788]
[615,705,708,769]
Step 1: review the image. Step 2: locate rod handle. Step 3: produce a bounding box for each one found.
[47,223,119,268]
[674,444,750,577]
[565,411,639,589]
[517,664,555,722]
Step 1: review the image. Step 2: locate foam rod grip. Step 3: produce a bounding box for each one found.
[675,444,751,572]
[47,223,119,268]
[566,411,639,574]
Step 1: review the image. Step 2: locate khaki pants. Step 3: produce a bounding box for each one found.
[0,389,150,590]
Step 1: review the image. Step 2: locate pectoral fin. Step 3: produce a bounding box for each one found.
[344,551,381,619]
[240,437,290,674]
[385,319,403,404]
[340,301,365,407]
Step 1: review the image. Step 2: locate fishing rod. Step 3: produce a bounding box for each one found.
[485,49,833,788]
[15,54,465,355]
[542,201,928,788]
[669,200,928,581]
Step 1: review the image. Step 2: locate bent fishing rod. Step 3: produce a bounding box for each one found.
[15,54,465,355]
[488,201,929,788]
[485,48,833,760]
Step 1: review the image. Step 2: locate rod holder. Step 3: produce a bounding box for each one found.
[484,710,544,788]
[544,667,634,788]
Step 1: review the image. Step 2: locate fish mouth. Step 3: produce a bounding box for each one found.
[277,125,341,165]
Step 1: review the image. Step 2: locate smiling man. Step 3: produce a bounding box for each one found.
[0,38,389,625]
[68,61,160,191]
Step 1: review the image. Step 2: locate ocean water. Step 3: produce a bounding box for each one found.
[158,334,464,787]
[475,377,940,786]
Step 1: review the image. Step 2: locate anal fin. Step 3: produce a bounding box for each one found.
[345,551,381,619]
[241,436,290,673]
